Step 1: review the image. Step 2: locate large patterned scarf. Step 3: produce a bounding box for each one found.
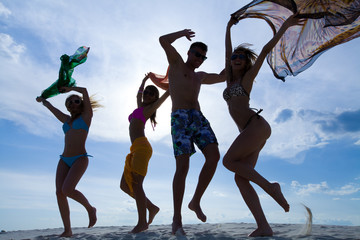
[231,0,360,81]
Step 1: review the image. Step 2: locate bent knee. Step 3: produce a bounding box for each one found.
[56,188,65,197]
[56,187,73,198]
[222,154,242,173]
[234,174,250,188]
[234,174,247,183]
[222,153,232,170]
[206,156,220,167]
[61,186,75,197]
[210,151,220,163]
[204,150,220,165]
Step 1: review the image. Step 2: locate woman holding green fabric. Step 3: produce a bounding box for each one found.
[36,86,99,237]
[222,13,304,237]
[120,73,169,233]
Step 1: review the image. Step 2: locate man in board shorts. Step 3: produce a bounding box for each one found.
[159,29,225,235]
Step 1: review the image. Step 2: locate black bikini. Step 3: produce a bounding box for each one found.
[223,82,262,130]
[243,108,263,129]
[223,82,249,101]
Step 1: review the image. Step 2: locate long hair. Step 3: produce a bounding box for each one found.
[144,85,159,128]
[89,95,103,110]
[65,94,103,111]
[229,43,258,83]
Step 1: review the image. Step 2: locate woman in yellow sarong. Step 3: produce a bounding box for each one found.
[120,73,169,233]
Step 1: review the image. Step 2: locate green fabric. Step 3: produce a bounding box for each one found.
[39,46,90,99]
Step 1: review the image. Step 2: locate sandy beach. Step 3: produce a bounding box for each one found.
[1,223,359,240]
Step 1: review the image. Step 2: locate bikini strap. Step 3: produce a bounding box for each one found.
[251,108,263,116]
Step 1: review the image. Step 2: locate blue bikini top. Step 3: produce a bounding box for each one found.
[62,115,89,134]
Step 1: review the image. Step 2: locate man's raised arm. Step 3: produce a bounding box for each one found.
[159,29,195,65]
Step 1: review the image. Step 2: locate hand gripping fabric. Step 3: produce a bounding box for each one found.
[39,46,90,99]
[149,66,169,90]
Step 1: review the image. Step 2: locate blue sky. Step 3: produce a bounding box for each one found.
[1,0,359,231]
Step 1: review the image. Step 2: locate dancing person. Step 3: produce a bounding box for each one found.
[222,13,304,237]
[120,73,169,233]
[36,86,99,237]
[159,29,226,234]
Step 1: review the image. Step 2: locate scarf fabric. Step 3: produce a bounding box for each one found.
[231,0,360,81]
[39,46,90,98]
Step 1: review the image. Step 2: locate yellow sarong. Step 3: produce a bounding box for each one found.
[124,137,153,195]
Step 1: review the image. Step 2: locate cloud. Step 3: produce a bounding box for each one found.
[0,2,11,17]
[212,191,227,197]
[323,109,360,133]
[0,33,25,61]
[326,184,360,196]
[0,31,60,136]
[263,107,360,161]
[274,109,293,123]
[296,108,360,136]
[291,181,360,197]
[291,181,329,196]
[264,109,327,160]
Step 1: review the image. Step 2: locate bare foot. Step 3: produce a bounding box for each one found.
[172,221,186,235]
[248,226,273,237]
[270,183,290,212]
[148,205,160,225]
[88,207,97,228]
[131,223,148,233]
[188,201,206,222]
[60,230,72,237]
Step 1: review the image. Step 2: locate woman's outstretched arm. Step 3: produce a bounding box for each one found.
[36,97,69,123]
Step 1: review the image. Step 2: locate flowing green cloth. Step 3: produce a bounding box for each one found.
[39,46,90,99]
[232,0,360,81]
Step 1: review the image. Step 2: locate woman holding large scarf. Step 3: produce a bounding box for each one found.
[222,13,304,237]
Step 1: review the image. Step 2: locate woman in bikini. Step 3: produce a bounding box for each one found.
[36,86,99,237]
[222,13,304,237]
[120,73,169,233]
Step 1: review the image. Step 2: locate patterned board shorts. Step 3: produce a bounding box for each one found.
[171,109,218,157]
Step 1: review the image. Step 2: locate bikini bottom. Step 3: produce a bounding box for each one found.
[60,153,92,167]
[243,108,263,130]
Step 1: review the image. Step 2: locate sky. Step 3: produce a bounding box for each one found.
[0,0,359,232]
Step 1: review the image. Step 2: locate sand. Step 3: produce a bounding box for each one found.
[1,223,359,240]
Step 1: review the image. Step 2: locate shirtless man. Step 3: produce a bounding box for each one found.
[159,29,225,234]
